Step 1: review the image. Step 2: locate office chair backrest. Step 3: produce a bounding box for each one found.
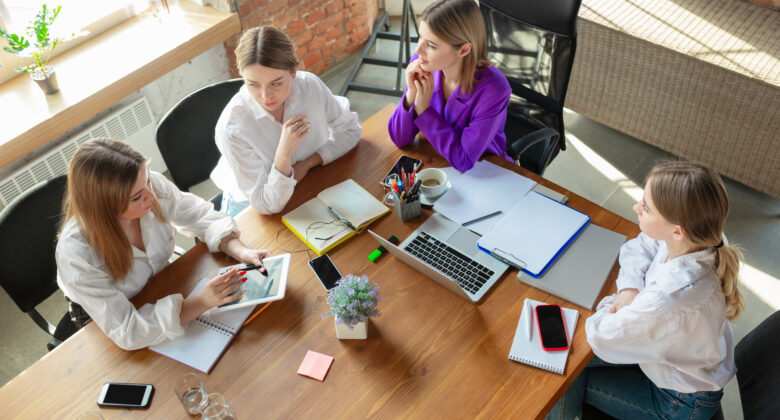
[156,78,244,191]
[480,0,582,173]
[0,175,67,312]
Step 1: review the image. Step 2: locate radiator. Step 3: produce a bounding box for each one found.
[0,97,163,210]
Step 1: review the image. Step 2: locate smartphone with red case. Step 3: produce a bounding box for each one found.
[535,304,569,351]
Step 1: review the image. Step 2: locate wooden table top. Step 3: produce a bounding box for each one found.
[0,104,639,419]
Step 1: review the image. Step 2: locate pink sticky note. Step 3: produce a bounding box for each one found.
[297,350,334,381]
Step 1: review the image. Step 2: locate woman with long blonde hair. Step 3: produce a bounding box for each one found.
[57,138,270,350]
[388,0,511,172]
[547,161,744,420]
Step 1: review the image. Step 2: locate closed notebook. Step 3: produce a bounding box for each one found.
[478,191,590,277]
[509,298,579,374]
[148,277,255,374]
[282,179,389,255]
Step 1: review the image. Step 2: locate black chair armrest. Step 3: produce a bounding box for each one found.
[507,127,559,161]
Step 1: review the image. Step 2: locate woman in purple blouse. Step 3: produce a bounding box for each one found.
[388,0,511,172]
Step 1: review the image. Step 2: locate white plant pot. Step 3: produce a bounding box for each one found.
[334,318,367,339]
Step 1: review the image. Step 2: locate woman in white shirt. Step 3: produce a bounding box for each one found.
[210,26,362,215]
[547,161,744,420]
[57,138,270,350]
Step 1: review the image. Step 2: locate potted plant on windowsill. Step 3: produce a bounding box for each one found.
[0,4,86,95]
[322,274,381,339]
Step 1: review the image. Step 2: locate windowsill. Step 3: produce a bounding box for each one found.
[0,1,240,170]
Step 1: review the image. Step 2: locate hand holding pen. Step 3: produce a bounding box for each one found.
[241,263,268,276]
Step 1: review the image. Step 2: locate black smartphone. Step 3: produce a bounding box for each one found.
[381,155,423,187]
[535,304,569,351]
[97,382,154,408]
[308,254,342,290]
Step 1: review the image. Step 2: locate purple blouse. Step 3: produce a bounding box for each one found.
[388,57,511,172]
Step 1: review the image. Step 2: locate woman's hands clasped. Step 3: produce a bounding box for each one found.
[404,59,433,114]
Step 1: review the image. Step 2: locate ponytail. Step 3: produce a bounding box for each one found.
[717,244,744,320]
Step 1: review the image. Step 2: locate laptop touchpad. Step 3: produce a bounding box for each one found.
[447,228,480,257]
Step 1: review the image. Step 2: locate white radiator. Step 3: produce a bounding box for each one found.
[0,97,163,210]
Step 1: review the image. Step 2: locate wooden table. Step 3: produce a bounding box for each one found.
[0,104,639,419]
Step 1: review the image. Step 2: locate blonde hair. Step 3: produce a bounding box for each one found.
[235,26,299,72]
[420,0,491,94]
[647,161,744,320]
[60,138,166,281]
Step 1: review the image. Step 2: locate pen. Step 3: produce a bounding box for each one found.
[462,210,503,227]
[527,300,533,340]
[241,263,268,276]
[328,206,356,231]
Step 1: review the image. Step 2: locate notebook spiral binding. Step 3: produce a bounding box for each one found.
[508,355,561,374]
[195,317,237,337]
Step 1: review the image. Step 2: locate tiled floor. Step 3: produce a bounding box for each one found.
[2,14,778,420]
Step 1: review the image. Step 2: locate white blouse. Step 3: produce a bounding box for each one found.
[586,233,736,393]
[56,172,238,350]
[210,71,362,214]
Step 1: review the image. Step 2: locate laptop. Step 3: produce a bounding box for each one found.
[368,213,509,302]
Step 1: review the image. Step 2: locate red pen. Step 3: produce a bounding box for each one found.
[401,168,407,190]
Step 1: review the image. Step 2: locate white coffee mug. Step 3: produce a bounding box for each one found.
[417,168,448,199]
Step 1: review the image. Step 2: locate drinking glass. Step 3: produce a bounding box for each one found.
[200,393,236,420]
[173,372,207,414]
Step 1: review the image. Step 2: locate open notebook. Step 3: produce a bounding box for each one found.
[508,298,579,374]
[282,179,389,255]
[148,277,256,374]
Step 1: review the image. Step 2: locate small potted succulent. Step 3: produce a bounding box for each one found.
[0,4,86,94]
[322,274,381,339]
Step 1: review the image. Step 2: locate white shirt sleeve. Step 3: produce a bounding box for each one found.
[218,128,297,215]
[586,291,671,364]
[56,238,185,351]
[151,172,238,252]
[310,76,362,164]
[615,232,660,292]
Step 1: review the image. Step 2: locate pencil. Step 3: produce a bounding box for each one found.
[243,302,273,326]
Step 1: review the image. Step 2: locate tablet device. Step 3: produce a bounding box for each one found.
[211,253,290,313]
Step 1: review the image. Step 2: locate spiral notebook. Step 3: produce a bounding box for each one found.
[508,298,579,374]
[149,277,255,373]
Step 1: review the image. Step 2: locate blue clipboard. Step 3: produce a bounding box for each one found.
[476,192,590,277]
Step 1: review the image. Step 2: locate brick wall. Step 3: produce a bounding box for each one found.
[225,0,378,77]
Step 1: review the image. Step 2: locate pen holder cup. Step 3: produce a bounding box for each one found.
[393,195,421,222]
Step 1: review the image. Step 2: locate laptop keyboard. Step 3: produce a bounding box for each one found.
[404,232,495,295]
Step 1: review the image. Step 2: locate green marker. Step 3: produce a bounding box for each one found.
[368,235,400,262]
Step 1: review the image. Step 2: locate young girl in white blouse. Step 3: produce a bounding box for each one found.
[57,138,270,350]
[210,26,362,215]
[547,161,744,420]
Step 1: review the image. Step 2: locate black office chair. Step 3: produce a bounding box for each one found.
[480,0,582,175]
[0,175,77,351]
[711,310,780,420]
[155,78,245,210]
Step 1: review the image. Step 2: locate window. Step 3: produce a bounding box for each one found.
[0,0,150,84]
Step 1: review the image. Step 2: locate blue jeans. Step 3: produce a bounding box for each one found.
[546,356,722,420]
[221,193,250,217]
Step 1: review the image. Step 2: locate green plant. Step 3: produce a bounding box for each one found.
[0,4,73,76]
[322,274,381,329]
